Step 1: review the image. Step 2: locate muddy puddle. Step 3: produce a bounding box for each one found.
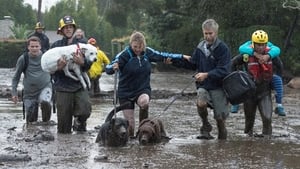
[0,69,299,169]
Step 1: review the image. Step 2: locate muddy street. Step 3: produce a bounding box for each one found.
[0,68,299,169]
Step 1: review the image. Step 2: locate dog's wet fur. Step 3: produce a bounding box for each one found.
[95,102,131,147]
[136,118,170,145]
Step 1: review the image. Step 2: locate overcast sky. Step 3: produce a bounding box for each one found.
[23,0,60,12]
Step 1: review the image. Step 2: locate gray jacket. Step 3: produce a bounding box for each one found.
[11,51,51,99]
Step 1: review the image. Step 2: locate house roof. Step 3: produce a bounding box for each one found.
[44,30,62,44]
[0,17,14,39]
[0,17,61,44]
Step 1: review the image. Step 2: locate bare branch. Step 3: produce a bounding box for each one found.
[282,0,300,10]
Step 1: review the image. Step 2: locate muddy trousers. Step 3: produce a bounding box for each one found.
[56,90,91,133]
[24,87,52,123]
[243,94,273,136]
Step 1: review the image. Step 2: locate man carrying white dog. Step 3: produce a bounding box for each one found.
[51,15,92,133]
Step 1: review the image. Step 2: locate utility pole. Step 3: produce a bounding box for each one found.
[37,0,42,22]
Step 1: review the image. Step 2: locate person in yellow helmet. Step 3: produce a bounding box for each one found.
[87,38,110,96]
[27,22,50,53]
[232,30,285,116]
[232,30,275,137]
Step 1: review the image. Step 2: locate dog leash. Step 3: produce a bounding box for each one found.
[76,43,81,55]
[113,70,118,118]
[163,73,196,112]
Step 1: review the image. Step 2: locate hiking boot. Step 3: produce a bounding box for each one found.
[275,106,286,116]
[197,122,214,139]
[217,119,227,140]
[73,118,87,132]
[41,101,51,122]
[230,104,240,113]
[196,131,214,140]
[139,108,149,124]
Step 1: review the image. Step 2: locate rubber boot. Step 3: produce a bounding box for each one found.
[139,107,149,124]
[41,101,51,122]
[197,107,214,139]
[244,118,254,136]
[216,119,227,140]
[243,101,256,137]
[26,102,38,123]
[73,116,87,132]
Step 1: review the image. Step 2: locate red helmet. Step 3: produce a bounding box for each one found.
[88,38,97,45]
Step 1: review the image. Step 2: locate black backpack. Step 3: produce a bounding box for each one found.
[22,52,29,76]
[223,71,256,105]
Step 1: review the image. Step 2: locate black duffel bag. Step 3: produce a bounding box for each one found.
[223,71,256,105]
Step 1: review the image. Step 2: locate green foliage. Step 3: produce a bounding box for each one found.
[0,0,35,25]
[1,0,300,75]
[9,24,30,39]
[0,40,26,68]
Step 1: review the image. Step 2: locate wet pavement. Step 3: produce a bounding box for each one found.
[0,68,300,169]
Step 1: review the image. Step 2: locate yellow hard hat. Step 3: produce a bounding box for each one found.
[35,22,45,29]
[57,16,76,34]
[251,30,268,44]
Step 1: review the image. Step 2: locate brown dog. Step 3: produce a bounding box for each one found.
[136,118,169,145]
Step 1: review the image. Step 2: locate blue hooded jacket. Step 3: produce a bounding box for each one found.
[106,46,183,99]
[172,38,231,90]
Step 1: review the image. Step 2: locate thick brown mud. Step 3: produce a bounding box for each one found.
[0,69,299,169]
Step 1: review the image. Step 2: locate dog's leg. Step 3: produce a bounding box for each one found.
[82,72,91,90]
[63,62,79,81]
[73,64,87,89]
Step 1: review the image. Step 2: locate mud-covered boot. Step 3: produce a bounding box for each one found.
[196,107,214,139]
[139,108,149,124]
[26,102,38,124]
[262,122,272,137]
[217,119,227,140]
[244,120,254,136]
[73,117,87,132]
[41,101,51,122]
[197,122,214,139]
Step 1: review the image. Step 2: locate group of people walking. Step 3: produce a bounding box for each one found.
[11,16,109,133]
[11,16,285,140]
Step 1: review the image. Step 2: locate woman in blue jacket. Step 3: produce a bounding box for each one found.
[106,31,189,137]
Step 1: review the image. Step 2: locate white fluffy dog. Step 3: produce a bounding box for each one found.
[41,43,97,89]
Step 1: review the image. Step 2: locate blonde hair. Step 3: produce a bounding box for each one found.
[202,19,219,33]
[129,31,146,51]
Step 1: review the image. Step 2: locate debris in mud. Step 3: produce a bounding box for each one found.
[7,127,17,131]
[28,120,57,126]
[142,162,150,168]
[24,130,54,142]
[0,154,31,162]
[94,154,108,161]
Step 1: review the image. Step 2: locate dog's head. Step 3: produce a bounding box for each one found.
[110,117,129,139]
[137,123,157,145]
[78,43,98,62]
